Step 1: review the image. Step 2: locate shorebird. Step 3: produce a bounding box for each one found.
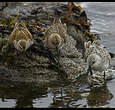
[9,21,33,52]
[43,18,67,66]
[84,40,111,80]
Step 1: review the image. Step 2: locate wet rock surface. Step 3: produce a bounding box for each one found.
[0,2,114,86]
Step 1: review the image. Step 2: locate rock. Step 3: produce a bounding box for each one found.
[60,34,80,58]
[0,2,7,11]
[60,57,85,80]
[0,2,107,86]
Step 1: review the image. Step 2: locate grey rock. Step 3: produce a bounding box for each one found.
[0,2,109,86]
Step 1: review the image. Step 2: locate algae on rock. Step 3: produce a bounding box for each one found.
[0,2,97,84]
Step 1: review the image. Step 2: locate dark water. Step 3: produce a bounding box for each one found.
[1,2,115,108]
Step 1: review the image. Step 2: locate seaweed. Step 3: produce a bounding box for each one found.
[0,15,19,28]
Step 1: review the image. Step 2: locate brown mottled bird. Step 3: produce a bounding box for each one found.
[9,21,33,52]
[43,18,67,65]
[44,18,67,52]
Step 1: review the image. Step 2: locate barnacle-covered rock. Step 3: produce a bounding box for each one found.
[0,2,112,86]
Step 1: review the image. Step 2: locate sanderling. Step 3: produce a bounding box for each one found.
[9,21,33,52]
[43,18,67,60]
[43,18,67,74]
[84,40,111,80]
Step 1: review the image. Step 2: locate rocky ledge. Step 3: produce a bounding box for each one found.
[0,2,112,85]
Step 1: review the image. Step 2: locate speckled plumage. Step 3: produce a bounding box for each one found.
[44,18,67,51]
[9,21,33,52]
[84,40,111,78]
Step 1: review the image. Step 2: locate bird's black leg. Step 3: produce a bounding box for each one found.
[86,65,93,76]
[86,67,90,75]
[89,66,93,76]
[87,66,93,87]
[104,71,106,80]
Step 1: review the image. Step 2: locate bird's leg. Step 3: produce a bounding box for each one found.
[86,67,90,75]
[87,66,93,87]
[103,71,106,80]
[86,66,93,75]
[89,66,93,76]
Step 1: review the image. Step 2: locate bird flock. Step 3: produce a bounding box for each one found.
[6,3,111,86]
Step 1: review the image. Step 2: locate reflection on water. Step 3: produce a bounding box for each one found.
[87,83,113,108]
[0,99,16,108]
[0,78,114,108]
[33,93,54,108]
[0,73,114,108]
[0,82,48,108]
